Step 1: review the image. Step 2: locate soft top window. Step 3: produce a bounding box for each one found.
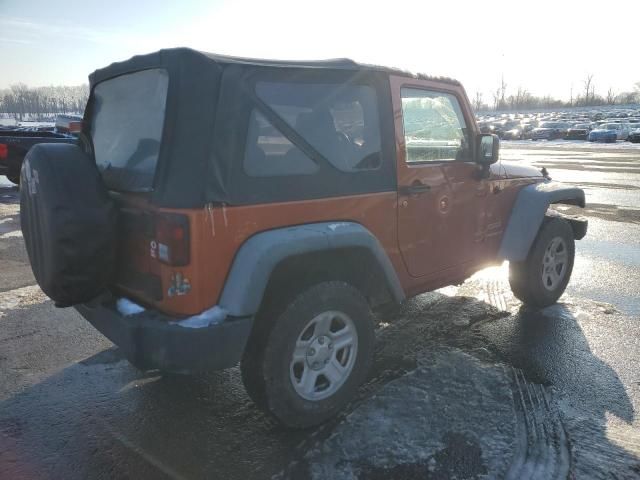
[244,110,319,177]
[91,68,169,192]
[255,81,382,173]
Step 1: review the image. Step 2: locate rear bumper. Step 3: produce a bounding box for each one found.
[75,301,253,373]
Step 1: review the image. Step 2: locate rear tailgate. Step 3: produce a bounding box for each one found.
[115,200,163,302]
[108,194,227,317]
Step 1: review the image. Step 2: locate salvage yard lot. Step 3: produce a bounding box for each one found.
[1,140,640,479]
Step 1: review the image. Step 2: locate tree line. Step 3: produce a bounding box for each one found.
[0,84,89,121]
[2,77,638,119]
[473,75,640,112]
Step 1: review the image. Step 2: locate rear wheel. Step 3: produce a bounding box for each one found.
[509,218,575,308]
[241,281,374,428]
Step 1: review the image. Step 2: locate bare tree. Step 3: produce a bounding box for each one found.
[499,75,507,108]
[583,74,594,105]
[492,87,501,111]
[491,76,508,111]
[616,92,636,105]
[472,91,484,112]
[606,88,616,105]
[569,84,573,107]
[516,87,529,108]
[508,87,523,110]
[0,84,88,121]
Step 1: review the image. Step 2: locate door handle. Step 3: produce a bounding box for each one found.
[400,182,431,195]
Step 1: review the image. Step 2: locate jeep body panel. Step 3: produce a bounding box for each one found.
[113,192,405,316]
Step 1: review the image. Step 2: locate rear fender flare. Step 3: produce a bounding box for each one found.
[498,181,585,262]
[218,222,405,317]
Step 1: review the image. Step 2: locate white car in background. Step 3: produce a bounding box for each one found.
[617,124,631,140]
[602,123,630,140]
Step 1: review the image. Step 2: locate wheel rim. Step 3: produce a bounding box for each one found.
[289,310,358,401]
[541,236,568,291]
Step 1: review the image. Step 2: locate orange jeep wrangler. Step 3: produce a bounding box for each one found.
[20,48,587,427]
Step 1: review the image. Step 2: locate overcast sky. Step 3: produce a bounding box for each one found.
[1,0,638,101]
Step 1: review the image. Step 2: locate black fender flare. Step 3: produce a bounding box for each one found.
[218,222,405,317]
[498,181,586,262]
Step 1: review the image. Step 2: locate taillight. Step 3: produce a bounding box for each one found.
[154,213,190,266]
[0,144,7,160]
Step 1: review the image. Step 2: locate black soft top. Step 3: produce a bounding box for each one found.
[85,48,453,207]
[89,48,461,87]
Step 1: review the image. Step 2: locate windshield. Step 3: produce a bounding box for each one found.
[91,68,168,192]
[539,122,566,128]
[599,123,619,130]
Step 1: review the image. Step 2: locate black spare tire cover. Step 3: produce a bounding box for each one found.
[20,143,117,307]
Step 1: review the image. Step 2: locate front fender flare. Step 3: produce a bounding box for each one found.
[498,181,585,262]
[218,222,405,317]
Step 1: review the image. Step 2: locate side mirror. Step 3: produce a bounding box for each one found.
[476,134,499,165]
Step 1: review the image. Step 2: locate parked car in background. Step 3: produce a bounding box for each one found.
[611,123,630,140]
[502,127,525,140]
[0,118,80,184]
[565,123,592,140]
[531,121,570,140]
[628,125,640,143]
[489,119,519,138]
[588,123,627,142]
[477,121,492,134]
[627,120,640,132]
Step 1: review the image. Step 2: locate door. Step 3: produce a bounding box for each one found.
[392,77,489,278]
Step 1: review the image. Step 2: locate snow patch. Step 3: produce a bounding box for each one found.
[299,348,520,480]
[0,285,48,316]
[116,298,146,316]
[170,305,227,329]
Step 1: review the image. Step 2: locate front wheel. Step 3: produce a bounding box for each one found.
[241,281,374,428]
[509,218,575,308]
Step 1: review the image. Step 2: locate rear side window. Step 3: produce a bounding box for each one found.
[253,82,382,173]
[91,68,168,192]
[244,110,318,177]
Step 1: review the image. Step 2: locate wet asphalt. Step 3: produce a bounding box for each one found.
[0,140,639,479]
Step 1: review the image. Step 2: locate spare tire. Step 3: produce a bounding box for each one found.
[20,143,117,307]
